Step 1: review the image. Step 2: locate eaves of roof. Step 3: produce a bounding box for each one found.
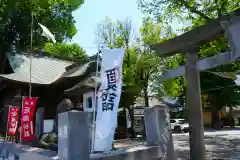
[0,53,97,85]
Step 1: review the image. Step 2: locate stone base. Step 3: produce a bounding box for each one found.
[91,145,163,160]
[0,140,163,160]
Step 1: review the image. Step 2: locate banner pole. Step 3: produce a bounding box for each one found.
[5,106,10,140]
[29,12,34,98]
[20,96,24,144]
[91,45,101,153]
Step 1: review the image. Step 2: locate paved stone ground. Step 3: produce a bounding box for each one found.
[173,130,240,160]
[114,130,240,159]
[114,138,145,148]
[1,129,239,159]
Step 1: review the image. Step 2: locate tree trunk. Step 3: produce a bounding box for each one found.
[0,52,6,73]
[228,106,235,128]
[0,43,10,74]
[130,105,136,138]
[1,57,8,73]
[143,85,149,107]
[211,107,221,129]
[123,106,129,138]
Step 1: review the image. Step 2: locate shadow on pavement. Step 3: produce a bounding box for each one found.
[204,127,240,132]
[174,134,240,160]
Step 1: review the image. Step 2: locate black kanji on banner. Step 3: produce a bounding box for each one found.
[101,68,119,112]
[106,68,116,84]
[106,68,117,91]
[101,92,108,101]
[107,84,117,91]
[108,93,117,102]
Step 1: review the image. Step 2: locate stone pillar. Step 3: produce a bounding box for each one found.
[186,48,205,160]
[144,105,176,160]
[221,17,240,60]
[35,107,44,140]
[87,112,94,152]
[58,111,90,160]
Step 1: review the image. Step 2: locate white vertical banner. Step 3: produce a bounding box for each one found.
[94,48,125,152]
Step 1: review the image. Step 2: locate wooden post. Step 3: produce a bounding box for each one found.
[185,48,205,160]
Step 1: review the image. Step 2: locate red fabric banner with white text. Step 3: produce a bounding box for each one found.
[21,97,38,141]
[7,106,20,136]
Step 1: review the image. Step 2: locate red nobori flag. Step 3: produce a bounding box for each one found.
[21,97,38,141]
[7,106,20,136]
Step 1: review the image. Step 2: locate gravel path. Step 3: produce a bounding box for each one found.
[173,131,240,160]
[113,130,240,159]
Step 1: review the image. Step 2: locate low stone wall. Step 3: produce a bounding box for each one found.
[0,105,173,160]
[0,148,19,160]
[91,145,163,160]
[0,141,163,160]
[0,141,56,160]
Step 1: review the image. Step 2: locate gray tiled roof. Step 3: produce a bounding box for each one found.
[135,96,162,107]
[0,53,97,84]
[61,61,97,78]
[64,76,100,94]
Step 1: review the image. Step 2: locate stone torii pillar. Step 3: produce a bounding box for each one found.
[185,47,205,159]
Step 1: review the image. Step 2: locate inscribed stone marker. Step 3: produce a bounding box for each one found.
[58,111,90,160]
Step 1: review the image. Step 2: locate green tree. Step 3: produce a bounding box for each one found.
[135,50,162,107]
[139,17,181,101]
[0,0,84,71]
[140,17,162,45]
[43,43,87,59]
[137,17,166,106]
[96,17,122,48]
[138,0,240,22]
[117,18,132,49]
[96,17,137,90]
[139,0,240,128]
[96,16,167,106]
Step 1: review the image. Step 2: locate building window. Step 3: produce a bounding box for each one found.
[83,92,94,112]
[87,97,92,108]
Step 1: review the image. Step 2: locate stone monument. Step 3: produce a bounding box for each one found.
[58,111,90,160]
[52,98,74,134]
[35,107,44,140]
[144,104,176,160]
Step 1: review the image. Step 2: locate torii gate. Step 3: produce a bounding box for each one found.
[150,9,240,160]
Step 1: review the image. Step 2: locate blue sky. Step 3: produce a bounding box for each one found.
[72,0,144,56]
